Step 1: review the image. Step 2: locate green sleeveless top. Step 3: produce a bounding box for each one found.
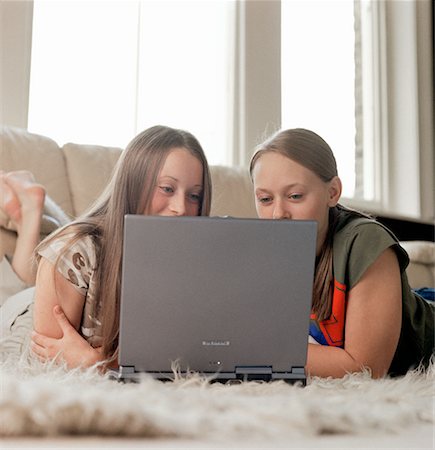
[309,210,434,376]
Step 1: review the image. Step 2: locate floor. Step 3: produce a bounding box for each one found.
[2,423,433,449]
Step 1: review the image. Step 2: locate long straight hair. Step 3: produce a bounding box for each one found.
[250,128,367,321]
[36,125,212,362]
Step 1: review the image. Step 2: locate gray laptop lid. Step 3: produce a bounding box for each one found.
[118,215,317,382]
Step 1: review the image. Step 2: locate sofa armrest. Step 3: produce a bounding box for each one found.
[401,241,435,288]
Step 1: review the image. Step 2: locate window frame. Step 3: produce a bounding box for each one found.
[236,0,434,221]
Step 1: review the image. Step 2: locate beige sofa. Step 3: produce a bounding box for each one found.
[1,125,433,288]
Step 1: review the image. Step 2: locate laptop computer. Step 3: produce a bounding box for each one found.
[114,215,317,384]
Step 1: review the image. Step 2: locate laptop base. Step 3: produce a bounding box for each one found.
[110,365,307,386]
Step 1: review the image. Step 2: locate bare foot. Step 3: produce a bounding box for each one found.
[2,171,45,232]
[0,171,22,224]
[1,171,46,285]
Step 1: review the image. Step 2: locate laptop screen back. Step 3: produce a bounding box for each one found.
[119,215,316,378]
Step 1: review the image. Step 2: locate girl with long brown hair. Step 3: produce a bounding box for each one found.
[250,128,434,378]
[1,125,211,368]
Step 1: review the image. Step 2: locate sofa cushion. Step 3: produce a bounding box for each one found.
[210,165,256,218]
[0,126,74,216]
[401,241,435,265]
[62,143,122,216]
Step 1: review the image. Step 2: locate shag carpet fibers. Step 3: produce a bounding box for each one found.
[0,358,433,440]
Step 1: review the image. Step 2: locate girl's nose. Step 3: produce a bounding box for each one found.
[170,193,187,216]
[272,200,290,220]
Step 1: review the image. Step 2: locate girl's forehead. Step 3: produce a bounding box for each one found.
[254,152,306,175]
[158,147,203,182]
[161,147,199,166]
[252,152,323,187]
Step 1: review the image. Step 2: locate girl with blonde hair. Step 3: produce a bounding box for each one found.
[1,125,211,368]
[250,128,434,378]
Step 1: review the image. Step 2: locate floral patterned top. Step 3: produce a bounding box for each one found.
[38,234,102,347]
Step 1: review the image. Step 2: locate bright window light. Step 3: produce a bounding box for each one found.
[136,1,233,165]
[28,1,138,149]
[28,0,233,165]
[281,0,356,198]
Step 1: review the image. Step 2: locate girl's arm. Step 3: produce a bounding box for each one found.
[306,247,402,378]
[33,257,85,336]
[32,257,102,367]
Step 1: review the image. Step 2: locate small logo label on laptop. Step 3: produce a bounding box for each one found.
[202,340,230,346]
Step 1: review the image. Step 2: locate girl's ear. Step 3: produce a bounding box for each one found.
[328,176,342,207]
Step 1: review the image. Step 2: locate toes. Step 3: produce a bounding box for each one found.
[0,175,21,223]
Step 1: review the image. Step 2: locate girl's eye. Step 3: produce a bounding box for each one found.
[160,186,174,194]
[188,193,202,203]
[289,193,303,200]
[257,196,272,204]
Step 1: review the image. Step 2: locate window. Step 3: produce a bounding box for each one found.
[28,0,234,165]
[281,0,357,199]
[280,0,433,218]
[28,1,138,150]
[235,0,377,201]
[135,1,234,165]
[26,0,433,219]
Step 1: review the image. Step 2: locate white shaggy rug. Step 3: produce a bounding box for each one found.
[0,358,434,440]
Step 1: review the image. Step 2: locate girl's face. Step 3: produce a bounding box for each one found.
[149,148,204,217]
[252,152,341,255]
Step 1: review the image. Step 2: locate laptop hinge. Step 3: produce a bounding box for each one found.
[235,366,273,381]
[273,366,306,385]
[235,366,306,383]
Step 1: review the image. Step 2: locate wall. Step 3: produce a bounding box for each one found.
[0,0,33,129]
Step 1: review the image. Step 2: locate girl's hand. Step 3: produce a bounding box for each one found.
[31,305,102,368]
